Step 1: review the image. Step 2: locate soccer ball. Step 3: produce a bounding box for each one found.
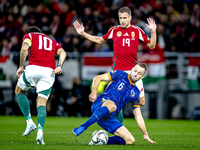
[91,130,108,145]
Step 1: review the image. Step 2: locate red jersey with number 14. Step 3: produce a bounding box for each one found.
[23,32,62,69]
[102,25,150,70]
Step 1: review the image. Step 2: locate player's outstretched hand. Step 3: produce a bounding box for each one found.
[144,135,156,144]
[54,67,62,74]
[89,91,97,102]
[145,18,157,32]
[16,67,24,77]
[73,21,85,35]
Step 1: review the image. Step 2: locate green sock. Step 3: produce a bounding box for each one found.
[37,105,46,130]
[116,109,123,124]
[16,93,31,120]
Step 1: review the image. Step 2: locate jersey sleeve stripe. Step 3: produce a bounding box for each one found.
[108,73,111,81]
[107,81,113,88]
[138,30,144,41]
[133,105,140,108]
[131,25,150,41]
[108,28,114,39]
[131,25,145,33]
[28,33,32,40]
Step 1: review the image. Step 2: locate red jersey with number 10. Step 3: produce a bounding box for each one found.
[23,33,62,69]
[102,25,150,70]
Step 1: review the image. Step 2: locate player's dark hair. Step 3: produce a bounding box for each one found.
[26,26,42,34]
[118,7,131,16]
[137,63,147,73]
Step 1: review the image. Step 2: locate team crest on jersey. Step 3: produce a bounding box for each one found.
[117,31,122,37]
[130,90,135,98]
[131,32,135,38]
[131,32,135,40]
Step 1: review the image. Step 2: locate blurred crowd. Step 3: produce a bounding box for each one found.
[0,0,200,57]
[0,0,200,117]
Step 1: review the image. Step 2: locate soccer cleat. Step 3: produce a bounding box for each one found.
[36,133,45,145]
[72,126,85,136]
[22,123,37,137]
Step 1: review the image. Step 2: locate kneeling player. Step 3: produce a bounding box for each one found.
[73,63,156,145]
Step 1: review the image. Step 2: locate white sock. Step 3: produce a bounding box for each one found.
[26,119,34,125]
[38,129,43,136]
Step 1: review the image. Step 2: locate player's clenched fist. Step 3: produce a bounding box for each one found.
[54,67,62,74]
[89,91,97,102]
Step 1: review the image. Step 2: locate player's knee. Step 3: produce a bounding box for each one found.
[15,85,20,94]
[140,101,145,106]
[37,96,47,107]
[126,137,135,145]
[102,100,117,113]
[15,85,25,95]
[109,103,117,113]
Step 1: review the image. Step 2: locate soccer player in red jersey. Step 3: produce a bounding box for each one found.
[15,26,66,144]
[73,6,157,123]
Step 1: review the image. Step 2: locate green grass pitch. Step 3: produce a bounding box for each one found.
[0,116,199,150]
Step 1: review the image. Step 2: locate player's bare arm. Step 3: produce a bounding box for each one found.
[139,96,145,106]
[54,48,66,74]
[133,108,156,144]
[73,20,106,45]
[89,73,110,102]
[16,42,29,77]
[56,48,66,67]
[146,17,157,49]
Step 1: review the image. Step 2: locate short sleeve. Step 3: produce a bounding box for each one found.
[131,99,140,109]
[23,38,31,47]
[109,71,125,81]
[56,43,62,51]
[135,79,145,98]
[138,28,150,45]
[23,34,31,42]
[102,27,115,41]
[22,34,32,47]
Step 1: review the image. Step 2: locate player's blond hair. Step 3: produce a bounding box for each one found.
[118,7,131,16]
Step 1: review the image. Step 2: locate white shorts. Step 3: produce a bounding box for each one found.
[124,70,144,98]
[17,65,55,99]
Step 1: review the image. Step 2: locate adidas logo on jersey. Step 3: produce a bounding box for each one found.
[123,33,129,36]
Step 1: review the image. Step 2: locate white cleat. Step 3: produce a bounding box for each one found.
[22,123,37,137]
[88,140,94,145]
[36,133,45,145]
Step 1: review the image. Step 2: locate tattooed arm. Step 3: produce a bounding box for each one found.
[16,42,29,77]
[54,48,67,74]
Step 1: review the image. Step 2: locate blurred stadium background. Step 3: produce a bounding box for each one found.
[0,0,200,120]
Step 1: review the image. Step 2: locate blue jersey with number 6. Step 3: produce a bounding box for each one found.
[92,71,140,118]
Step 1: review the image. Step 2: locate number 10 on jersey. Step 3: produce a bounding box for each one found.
[39,35,53,51]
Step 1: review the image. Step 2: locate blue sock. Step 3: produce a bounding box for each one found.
[81,106,109,129]
[107,136,126,145]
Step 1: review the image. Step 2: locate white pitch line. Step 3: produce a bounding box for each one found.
[1,132,200,135]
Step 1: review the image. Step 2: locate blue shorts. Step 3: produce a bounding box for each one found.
[91,96,123,134]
